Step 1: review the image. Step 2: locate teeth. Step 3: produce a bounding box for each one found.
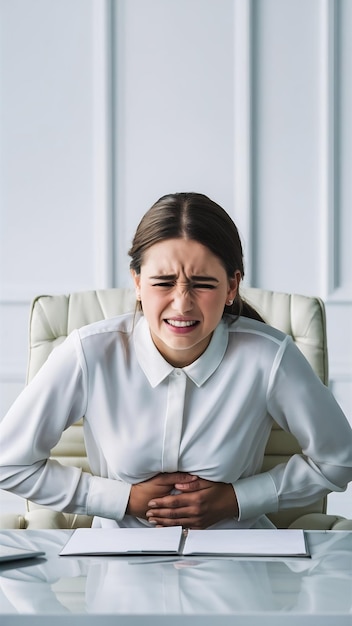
[166,319,197,327]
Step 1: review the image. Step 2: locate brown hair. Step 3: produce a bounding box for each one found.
[128,192,264,322]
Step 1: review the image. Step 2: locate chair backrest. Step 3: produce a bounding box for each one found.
[26,287,328,528]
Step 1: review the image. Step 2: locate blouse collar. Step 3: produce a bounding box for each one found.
[133,315,229,388]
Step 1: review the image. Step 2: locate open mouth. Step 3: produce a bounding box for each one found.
[165,319,199,328]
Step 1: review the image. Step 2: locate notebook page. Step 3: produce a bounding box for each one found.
[60,526,183,556]
[183,529,309,557]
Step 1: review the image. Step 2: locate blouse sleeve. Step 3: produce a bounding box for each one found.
[234,336,352,521]
[0,331,131,520]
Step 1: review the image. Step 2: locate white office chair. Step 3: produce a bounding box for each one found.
[1,287,351,530]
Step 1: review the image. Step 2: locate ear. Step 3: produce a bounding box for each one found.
[130,269,141,299]
[227,270,241,303]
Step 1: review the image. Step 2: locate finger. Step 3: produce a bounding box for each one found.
[146,501,193,519]
[146,504,184,518]
[173,478,209,491]
[147,509,186,521]
[148,516,202,529]
[147,512,191,525]
[147,492,194,510]
[154,472,197,486]
[146,497,207,529]
[167,472,198,484]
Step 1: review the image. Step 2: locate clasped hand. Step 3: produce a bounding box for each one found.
[127,472,238,529]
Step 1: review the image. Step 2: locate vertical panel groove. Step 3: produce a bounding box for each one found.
[92,0,114,288]
[233,0,255,286]
[321,0,338,299]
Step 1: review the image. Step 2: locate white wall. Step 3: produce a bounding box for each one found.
[113,0,238,285]
[0,0,351,518]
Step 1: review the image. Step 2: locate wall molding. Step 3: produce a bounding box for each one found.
[91,0,115,289]
[0,370,25,384]
[0,284,87,303]
[329,360,352,380]
[233,0,254,287]
[330,372,352,383]
[320,0,337,300]
[0,297,31,306]
[321,0,351,304]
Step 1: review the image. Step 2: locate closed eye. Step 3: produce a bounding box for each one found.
[192,283,216,290]
[149,275,219,290]
[152,282,216,290]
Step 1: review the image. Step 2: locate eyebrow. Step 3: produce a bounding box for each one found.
[149,274,220,283]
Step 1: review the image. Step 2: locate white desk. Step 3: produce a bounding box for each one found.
[0,530,351,625]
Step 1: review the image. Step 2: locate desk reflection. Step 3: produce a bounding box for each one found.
[0,530,351,615]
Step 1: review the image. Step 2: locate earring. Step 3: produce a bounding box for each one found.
[226,299,234,306]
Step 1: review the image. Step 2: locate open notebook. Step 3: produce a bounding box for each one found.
[60,527,309,558]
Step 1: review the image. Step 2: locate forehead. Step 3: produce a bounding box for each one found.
[141,238,225,274]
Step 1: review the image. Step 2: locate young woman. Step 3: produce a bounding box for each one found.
[1,192,351,529]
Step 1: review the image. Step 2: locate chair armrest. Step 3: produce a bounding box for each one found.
[25,510,93,529]
[24,509,71,529]
[0,509,91,529]
[0,514,27,529]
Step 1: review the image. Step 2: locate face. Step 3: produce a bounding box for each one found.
[131,238,240,367]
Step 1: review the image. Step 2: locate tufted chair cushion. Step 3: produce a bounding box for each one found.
[3,287,350,529]
[242,288,329,528]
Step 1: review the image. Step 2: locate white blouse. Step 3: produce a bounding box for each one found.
[1,313,351,529]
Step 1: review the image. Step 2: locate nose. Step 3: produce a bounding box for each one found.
[171,285,193,313]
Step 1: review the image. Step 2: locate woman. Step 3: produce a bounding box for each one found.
[1,192,351,529]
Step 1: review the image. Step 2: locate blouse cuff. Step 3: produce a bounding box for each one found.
[87,476,131,521]
[232,472,278,521]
